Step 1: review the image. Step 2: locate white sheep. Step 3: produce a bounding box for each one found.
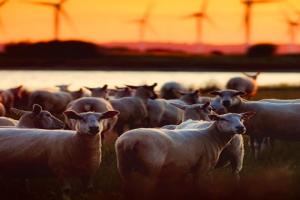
[0,117,18,127]
[160,81,185,100]
[210,89,300,159]
[0,110,119,199]
[226,72,260,99]
[66,97,118,139]
[115,112,254,197]
[167,90,200,106]
[165,102,244,181]
[10,104,64,129]
[110,83,157,135]
[85,84,109,99]
[29,88,91,114]
[147,99,184,128]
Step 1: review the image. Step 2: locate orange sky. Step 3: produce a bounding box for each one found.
[2,0,300,44]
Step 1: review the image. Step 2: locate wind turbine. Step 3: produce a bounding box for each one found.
[129,2,156,52]
[184,0,213,52]
[241,0,281,47]
[283,12,299,53]
[28,0,73,40]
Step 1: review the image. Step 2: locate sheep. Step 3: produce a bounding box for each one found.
[165,102,244,181]
[0,85,30,112]
[56,84,70,92]
[210,89,300,159]
[0,103,6,117]
[160,81,185,100]
[66,97,118,139]
[147,99,184,128]
[10,104,64,129]
[110,83,157,135]
[113,86,133,99]
[146,91,200,128]
[115,112,254,198]
[85,84,109,99]
[167,90,200,106]
[170,102,212,122]
[160,102,211,130]
[0,117,18,127]
[0,110,119,199]
[226,72,260,99]
[29,88,90,115]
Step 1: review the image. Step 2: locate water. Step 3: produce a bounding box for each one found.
[1,70,300,89]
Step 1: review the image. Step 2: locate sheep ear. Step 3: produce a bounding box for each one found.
[241,112,256,120]
[64,110,83,120]
[210,91,221,96]
[208,114,221,121]
[202,102,210,109]
[125,85,138,89]
[100,111,119,119]
[150,83,157,89]
[32,104,42,115]
[178,90,187,96]
[170,103,186,110]
[102,84,108,90]
[234,91,246,96]
[193,90,199,95]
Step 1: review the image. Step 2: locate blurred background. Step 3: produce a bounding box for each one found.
[0,0,299,71]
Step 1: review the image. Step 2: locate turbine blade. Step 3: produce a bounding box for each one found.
[0,0,8,7]
[143,1,155,21]
[26,1,56,7]
[146,22,159,39]
[204,14,215,27]
[60,0,68,4]
[60,7,76,30]
[181,13,198,20]
[201,0,208,14]
[252,0,282,4]
[127,19,142,24]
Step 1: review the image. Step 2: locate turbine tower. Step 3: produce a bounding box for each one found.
[29,0,73,40]
[283,13,299,53]
[130,2,155,52]
[241,0,281,48]
[184,0,213,52]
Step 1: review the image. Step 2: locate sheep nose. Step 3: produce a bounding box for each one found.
[89,126,100,134]
[236,126,246,134]
[222,100,231,107]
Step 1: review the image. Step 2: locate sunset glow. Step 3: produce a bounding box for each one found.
[3,0,300,44]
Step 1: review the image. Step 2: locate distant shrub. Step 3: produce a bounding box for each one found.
[210,50,224,56]
[4,40,101,58]
[247,43,277,57]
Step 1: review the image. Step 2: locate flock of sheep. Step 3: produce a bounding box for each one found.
[0,72,296,199]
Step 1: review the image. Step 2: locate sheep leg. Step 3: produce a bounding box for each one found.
[123,173,156,200]
[81,176,94,192]
[230,155,242,183]
[254,137,264,160]
[249,135,256,158]
[57,176,72,200]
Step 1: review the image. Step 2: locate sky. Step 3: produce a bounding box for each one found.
[2,0,300,44]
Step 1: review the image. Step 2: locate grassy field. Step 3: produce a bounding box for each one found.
[3,85,300,200]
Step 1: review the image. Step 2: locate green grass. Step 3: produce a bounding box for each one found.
[4,86,300,200]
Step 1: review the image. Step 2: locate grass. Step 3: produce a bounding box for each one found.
[3,85,300,200]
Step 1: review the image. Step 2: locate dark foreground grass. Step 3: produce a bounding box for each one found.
[3,86,300,200]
